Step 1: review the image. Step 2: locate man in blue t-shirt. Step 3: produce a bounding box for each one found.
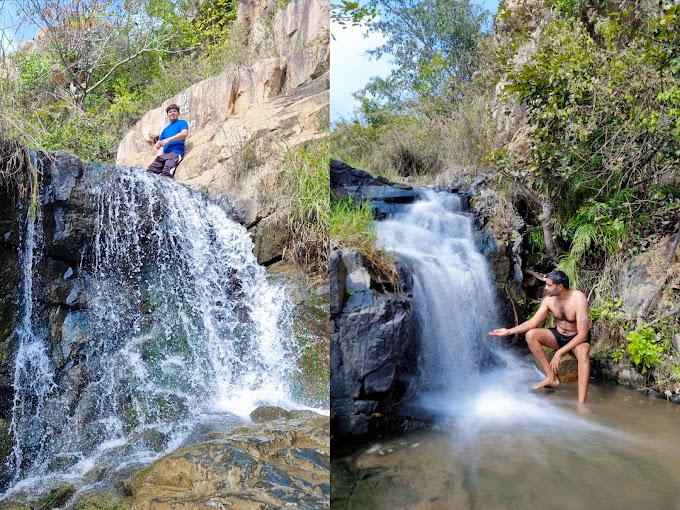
[146,103,189,177]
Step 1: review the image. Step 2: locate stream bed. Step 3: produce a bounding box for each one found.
[333,381,680,510]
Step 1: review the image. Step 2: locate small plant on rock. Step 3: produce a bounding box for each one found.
[626,324,663,374]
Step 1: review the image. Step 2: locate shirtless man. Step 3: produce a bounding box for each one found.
[489,270,591,403]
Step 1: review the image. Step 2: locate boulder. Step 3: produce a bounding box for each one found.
[116,0,329,227]
[124,413,329,509]
[331,160,418,217]
[251,213,287,266]
[330,248,414,439]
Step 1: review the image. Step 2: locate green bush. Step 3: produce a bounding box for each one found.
[626,325,663,374]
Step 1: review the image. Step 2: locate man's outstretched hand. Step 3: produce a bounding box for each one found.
[489,328,511,337]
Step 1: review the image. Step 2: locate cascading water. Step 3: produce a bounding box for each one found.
[377,188,527,414]
[335,188,680,510]
[6,167,301,494]
[9,200,57,487]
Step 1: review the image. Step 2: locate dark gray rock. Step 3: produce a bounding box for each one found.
[211,194,248,225]
[330,160,398,189]
[330,249,414,440]
[330,247,347,315]
[331,160,419,217]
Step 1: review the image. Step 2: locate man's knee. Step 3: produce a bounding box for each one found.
[525,328,539,344]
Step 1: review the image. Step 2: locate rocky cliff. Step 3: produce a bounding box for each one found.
[116,0,329,236]
[330,163,417,440]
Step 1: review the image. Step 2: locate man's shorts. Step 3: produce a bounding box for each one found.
[549,327,592,348]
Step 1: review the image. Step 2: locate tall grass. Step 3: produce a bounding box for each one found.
[276,138,330,279]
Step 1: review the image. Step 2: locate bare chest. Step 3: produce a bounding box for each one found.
[550,299,577,324]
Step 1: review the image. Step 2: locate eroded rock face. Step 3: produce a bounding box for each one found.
[0,151,104,487]
[328,160,417,397]
[116,0,330,232]
[123,412,330,510]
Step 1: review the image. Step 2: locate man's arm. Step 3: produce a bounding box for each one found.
[155,129,188,151]
[489,298,551,337]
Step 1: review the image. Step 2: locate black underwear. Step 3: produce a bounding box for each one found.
[549,327,591,348]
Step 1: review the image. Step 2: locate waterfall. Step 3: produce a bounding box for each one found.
[6,167,299,493]
[9,199,57,487]
[377,189,529,414]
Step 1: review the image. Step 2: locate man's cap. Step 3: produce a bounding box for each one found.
[166,103,180,113]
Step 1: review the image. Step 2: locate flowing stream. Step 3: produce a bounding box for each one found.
[5,168,303,496]
[332,189,680,509]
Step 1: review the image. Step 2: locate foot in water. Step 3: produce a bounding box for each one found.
[576,403,591,415]
[532,377,560,390]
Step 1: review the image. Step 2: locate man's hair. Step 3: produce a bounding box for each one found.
[166,103,180,113]
[546,270,570,289]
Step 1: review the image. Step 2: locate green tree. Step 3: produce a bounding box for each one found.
[355,0,490,117]
[496,6,680,268]
[331,1,378,27]
[13,0,197,105]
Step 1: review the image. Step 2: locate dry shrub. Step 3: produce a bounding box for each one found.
[331,89,501,183]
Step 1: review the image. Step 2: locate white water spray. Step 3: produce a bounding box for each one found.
[377,189,543,415]
[8,201,57,486]
[6,167,300,493]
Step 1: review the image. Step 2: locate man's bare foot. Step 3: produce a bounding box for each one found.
[576,403,591,415]
[532,377,560,390]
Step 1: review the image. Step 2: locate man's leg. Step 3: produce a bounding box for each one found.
[525,328,561,389]
[161,153,180,177]
[146,155,164,174]
[571,342,591,403]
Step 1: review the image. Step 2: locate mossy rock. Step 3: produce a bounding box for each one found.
[6,484,78,510]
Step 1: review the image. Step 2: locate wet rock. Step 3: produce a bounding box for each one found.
[124,414,329,509]
[331,249,414,439]
[0,419,11,487]
[4,483,76,510]
[250,405,291,422]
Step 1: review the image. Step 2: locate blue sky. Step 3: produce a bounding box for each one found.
[0,2,38,54]
[331,0,501,124]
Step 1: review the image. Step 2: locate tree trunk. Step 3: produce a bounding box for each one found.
[539,199,561,264]
[508,176,561,264]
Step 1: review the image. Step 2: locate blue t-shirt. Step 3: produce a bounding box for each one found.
[160,119,189,156]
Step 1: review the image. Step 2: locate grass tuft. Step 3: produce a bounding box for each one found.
[331,197,400,291]
[275,138,330,280]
